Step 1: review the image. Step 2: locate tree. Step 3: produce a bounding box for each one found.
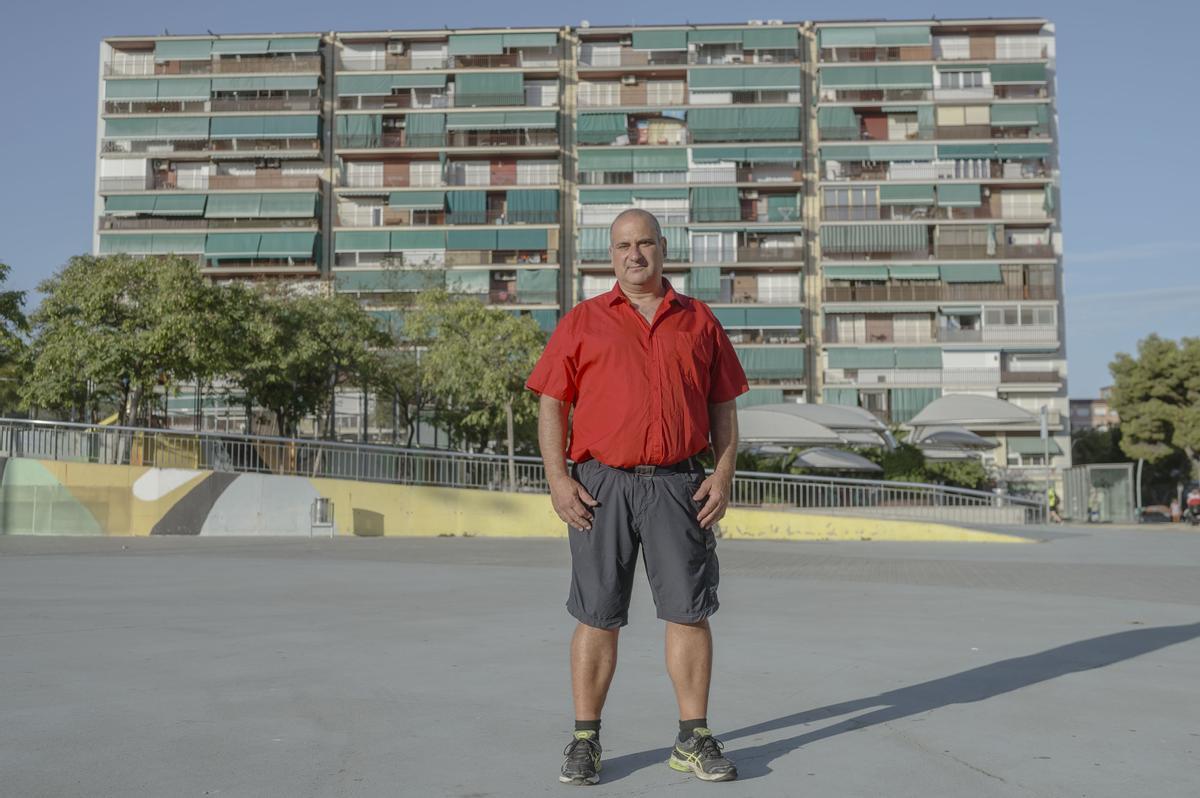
[1109,335,1200,481]
[22,255,217,425]
[368,348,428,445]
[405,289,545,484]
[228,290,394,437]
[0,262,28,415]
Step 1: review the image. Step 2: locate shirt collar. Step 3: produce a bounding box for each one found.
[606,278,691,310]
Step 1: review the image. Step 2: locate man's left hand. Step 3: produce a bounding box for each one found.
[692,471,733,530]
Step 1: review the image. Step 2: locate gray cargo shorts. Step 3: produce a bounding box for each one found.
[565,457,720,629]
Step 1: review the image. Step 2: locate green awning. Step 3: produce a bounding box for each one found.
[687,108,740,139]
[445,111,554,129]
[879,184,935,204]
[821,225,927,253]
[153,194,207,216]
[690,146,746,162]
[817,106,859,140]
[335,231,390,252]
[689,107,801,142]
[687,29,744,44]
[746,307,803,326]
[1006,437,1063,456]
[991,103,1049,127]
[576,113,627,144]
[335,113,383,145]
[891,387,940,422]
[823,265,889,280]
[580,189,633,204]
[155,116,210,138]
[735,346,805,379]
[820,143,935,162]
[104,195,158,214]
[447,229,498,250]
[990,63,1047,84]
[405,113,445,147]
[210,116,265,138]
[506,110,557,128]
[741,66,802,89]
[445,269,492,294]
[446,190,486,221]
[501,32,558,48]
[204,233,261,258]
[823,388,860,406]
[212,75,319,91]
[268,37,320,53]
[388,190,445,209]
[391,230,445,249]
[744,146,804,163]
[689,266,721,295]
[393,73,447,89]
[578,149,633,171]
[939,263,1003,283]
[690,187,741,222]
[154,78,211,100]
[99,234,153,254]
[257,232,316,258]
[894,347,942,369]
[366,270,438,291]
[154,39,212,61]
[737,389,786,409]
[632,188,688,200]
[767,194,800,222]
[507,189,559,218]
[818,27,877,48]
[263,115,319,138]
[938,143,997,159]
[105,79,160,100]
[937,184,982,207]
[821,64,933,89]
[632,148,687,171]
[338,75,399,96]
[516,268,558,299]
[205,193,262,218]
[742,27,799,50]
[336,270,388,292]
[448,34,504,55]
[259,192,318,217]
[875,26,931,46]
[995,142,1052,159]
[827,348,895,369]
[498,228,548,249]
[104,118,164,139]
[688,66,800,91]
[211,38,270,54]
[150,233,206,254]
[889,264,940,279]
[631,30,688,50]
[455,72,524,106]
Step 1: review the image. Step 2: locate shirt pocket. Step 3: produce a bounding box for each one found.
[670,331,714,394]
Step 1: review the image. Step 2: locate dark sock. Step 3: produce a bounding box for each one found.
[679,718,708,742]
[575,719,601,737]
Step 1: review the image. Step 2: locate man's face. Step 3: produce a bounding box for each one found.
[609,212,666,290]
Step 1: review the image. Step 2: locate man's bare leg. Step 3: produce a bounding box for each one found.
[571,623,620,719]
[665,619,712,720]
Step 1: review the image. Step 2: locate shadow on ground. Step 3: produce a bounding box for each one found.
[600,622,1200,782]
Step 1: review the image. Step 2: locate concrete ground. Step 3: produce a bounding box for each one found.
[1,526,1197,798]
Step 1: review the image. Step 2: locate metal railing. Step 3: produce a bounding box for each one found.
[822,284,1056,303]
[0,418,1045,525]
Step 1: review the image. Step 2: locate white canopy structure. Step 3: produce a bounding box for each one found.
[908,395,1037,428]
[910,426,999,450]
[739,403,893,449]
[736,406,845,445]
[792,447,883,473]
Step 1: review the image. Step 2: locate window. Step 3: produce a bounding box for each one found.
[1000,190,1047,219]
[176,162,210,189]
[410,42,448,69]
[110,50,154,75]
[690,232,734,263]
[995,35,1043,59]
[887,113,919,140]
[577,81,620,107]
[646,81,685,105]
[940,70,986,89]
[823,186,877,220]
[516,160,558,185]
[580,44,621,67]
[934,36,970,60]
[345,161,383,188]
[524,80,558,107]
[409,161,443,187]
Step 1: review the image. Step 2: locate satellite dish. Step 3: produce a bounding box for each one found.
[580,20,591,28]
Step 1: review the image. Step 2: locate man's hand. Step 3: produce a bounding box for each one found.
[692,470,733,530]
[550,473,599,530]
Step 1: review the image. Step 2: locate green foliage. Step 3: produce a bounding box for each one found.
[857,442,991,490]
[0,262,27,366]
[1109,334,1200,479]
[405,289,546,452]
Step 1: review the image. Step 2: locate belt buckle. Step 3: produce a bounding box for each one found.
[634,464,655,477]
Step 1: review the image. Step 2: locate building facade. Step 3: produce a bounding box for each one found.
[94,18,1068,474]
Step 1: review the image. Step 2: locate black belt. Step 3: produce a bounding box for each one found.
[604,456,700,477]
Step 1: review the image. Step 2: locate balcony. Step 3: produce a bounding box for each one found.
[577,245,803,264]
[99,217,316,231]
[338,209,558,227]
[822,160,1051,182]
[336,53,559,71]
[105,55,322,76]
[335,130,559,150]
[939,325,1058,345]
[818,44,1048,63]
[577,166,802,186]
[817,126,1050,143]
[822,284,1056,303]
[99,174,321,193]
[337,92,541,111]
[104,97,321,115]
[823,205,1017,222]
[578,49,801,68]
[1001,369,1061,384]
[101,138,320,156]
[823,367,1002,387]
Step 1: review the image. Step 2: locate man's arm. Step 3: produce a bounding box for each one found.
[692,398,738,529]
[538,393,598,530]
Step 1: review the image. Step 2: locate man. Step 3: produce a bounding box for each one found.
[526,208,748,785]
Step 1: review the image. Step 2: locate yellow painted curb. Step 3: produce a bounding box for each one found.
[720,507,1030,544]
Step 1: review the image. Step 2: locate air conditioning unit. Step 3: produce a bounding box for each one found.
[620,74,637,85]
[619,37,632,46]
[768,19,783,25]
[747,19,764,26]
[386,41,405,55]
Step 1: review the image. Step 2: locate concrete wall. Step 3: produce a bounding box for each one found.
[0,456,1028,543]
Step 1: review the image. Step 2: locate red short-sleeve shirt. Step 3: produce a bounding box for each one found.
[526,280,748,468]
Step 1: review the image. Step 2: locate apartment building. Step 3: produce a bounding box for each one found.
[94,18,1067,475]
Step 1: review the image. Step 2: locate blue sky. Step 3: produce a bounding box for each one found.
[1,0,1196,396]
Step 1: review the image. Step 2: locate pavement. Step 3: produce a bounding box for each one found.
[1,526,1198,798]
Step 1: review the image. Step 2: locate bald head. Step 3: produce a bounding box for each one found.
[609,208,663,245]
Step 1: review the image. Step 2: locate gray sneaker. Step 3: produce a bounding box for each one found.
[560,731,601,785]
[668,727,737,782]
